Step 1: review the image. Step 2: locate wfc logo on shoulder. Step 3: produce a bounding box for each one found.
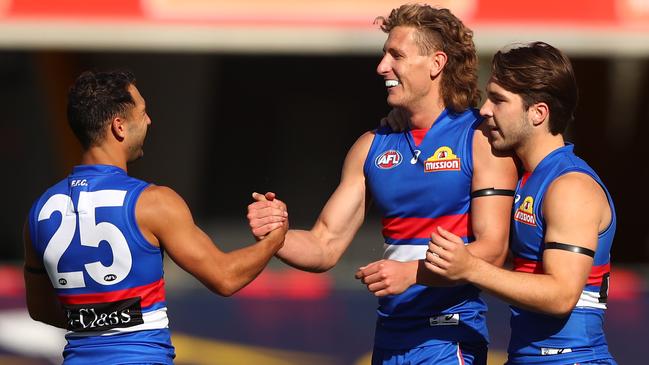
[514,196,536,226]
[424,146,460,172]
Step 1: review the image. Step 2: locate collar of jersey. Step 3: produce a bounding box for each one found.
[72,164,127,176]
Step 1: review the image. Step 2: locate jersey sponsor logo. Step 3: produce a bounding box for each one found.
[424,146,460,172]
[375,150,403,169]
[429,313,459,326]
[65,297,144,332]
[514,196,536,226]
[540,347,572,355]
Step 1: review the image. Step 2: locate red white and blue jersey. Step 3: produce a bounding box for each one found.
[28,165,174,364]
[508,145,616,364]
[364,109,488,349]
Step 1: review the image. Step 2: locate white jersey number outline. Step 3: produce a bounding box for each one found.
[38,190,132,289]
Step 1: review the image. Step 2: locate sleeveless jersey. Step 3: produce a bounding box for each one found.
[364,108,488,349]
[508,144,615,364]
[28,165,174,364]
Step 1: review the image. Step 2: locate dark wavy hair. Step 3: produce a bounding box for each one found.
[490,42,578,135]
[67,70,136,149]
[375,3,480,113]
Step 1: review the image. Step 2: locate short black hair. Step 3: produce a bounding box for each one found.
[67,70,136,149]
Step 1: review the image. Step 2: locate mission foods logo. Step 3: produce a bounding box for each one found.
[514,196,536,226]
[375,150,403,169]
[424,146,460,172]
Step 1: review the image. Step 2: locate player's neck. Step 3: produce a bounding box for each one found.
[406,98,445,130]
[517,133,565,173]
[80,146,128,172]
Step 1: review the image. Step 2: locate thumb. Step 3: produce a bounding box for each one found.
[264,192,276,201]
[252,192,268,202]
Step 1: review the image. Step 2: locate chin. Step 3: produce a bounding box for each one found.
[386,97,402,108]
[491,141,513,153]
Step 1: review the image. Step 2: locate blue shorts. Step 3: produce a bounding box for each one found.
[372,341,487,365]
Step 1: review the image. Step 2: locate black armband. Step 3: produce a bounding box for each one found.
[545,242,595,258]
[470,188,515,199]
[24,265,47,275]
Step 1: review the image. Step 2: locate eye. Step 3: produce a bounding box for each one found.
[487,94,505,104]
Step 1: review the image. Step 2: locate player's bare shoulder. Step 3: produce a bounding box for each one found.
[544,172,611,230]
[344,131,376,167]
[135,185,193,245]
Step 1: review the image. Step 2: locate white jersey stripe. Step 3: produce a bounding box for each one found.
[383,243,428,261]
[576,290,607,309]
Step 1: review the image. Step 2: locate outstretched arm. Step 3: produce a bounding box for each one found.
[23,221,67,328]
[356,122,517,296]
[247,131,374,272]
[137,186,287,297]
[426,172,611,316]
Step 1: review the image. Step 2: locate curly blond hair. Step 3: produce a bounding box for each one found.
[376,4,480,113]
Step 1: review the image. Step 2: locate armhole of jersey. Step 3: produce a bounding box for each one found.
[464,112,482,180]
[362,129,380,177]
[127,182,161,253]
[27,200,40,255]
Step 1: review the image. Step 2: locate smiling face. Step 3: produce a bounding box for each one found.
[376,26,437,110]
[479,80,533,152]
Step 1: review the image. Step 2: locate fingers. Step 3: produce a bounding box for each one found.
[426,246,444,267]
[247,201,288,221]
[435,226,464,244]
[252,191,278,202]
[355,261,380,279]
[424,260,443,274]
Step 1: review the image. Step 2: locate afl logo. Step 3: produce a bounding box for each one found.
[375,150,403,169]
[58,278,67,286]
[104,274,118,282]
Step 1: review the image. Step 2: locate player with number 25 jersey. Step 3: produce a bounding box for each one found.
[28,164,174,363]
[24,70,287,365]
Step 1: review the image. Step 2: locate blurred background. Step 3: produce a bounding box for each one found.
[1,0,648,364]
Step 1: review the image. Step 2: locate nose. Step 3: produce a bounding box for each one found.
[376,54,391,76]
[479,100,493,119]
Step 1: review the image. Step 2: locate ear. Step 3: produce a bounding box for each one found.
[529,102,549,128]
[111,116,126,142]
[430,51,447,79]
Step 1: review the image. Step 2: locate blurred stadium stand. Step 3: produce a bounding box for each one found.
[1,0,648,364]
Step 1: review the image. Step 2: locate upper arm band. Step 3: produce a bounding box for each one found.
[24,265,48,275]
[545,242,595,258]
[470,188,515,199]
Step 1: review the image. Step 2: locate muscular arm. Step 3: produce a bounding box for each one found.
[427,172,611,317]
[137,186,286,297]
[357,123,517,295]
[251,132,373,272]
[23,221,67,328]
